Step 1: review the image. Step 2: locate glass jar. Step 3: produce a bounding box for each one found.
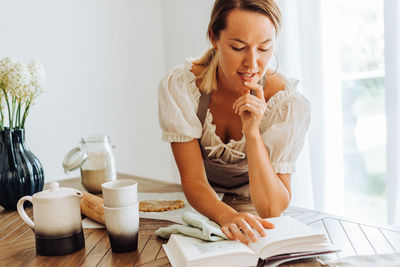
[63,135,116,193]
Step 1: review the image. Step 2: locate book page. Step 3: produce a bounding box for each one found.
[248,216,328,257]
[170,234,256,262]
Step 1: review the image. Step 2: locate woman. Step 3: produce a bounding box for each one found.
[158,0,310,245]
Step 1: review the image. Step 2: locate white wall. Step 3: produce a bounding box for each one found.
[161,0,214,70]
[0,0,174,182]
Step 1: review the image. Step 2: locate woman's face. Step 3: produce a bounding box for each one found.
[212,8,276,94]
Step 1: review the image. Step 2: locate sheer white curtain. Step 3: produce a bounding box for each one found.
[276,0,345,214]
[278,0,400,225]
[384,0,400,226]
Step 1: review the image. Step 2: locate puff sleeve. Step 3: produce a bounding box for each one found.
[158,63,203,143]
[260,80,311,173]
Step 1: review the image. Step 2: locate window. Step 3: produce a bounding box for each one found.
[337,0,386,224]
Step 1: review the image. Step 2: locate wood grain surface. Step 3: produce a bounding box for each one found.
[1,173,399,266]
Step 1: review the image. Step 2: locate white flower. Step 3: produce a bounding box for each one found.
[0,57,45,129]
[0,57,16,90]
[2,61,32,101]
[0,89,4,111]
[0,57,15,73]
[27,59,45,97]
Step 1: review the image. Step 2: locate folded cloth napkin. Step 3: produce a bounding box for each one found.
[318,253,400,267]
[155,211,227,241]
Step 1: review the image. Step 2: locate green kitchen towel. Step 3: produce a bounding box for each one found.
[155,212,227,241]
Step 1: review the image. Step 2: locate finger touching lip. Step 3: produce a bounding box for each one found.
[243,82,265,99]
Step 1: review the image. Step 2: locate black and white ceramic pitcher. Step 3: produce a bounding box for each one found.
[17,181,85,256]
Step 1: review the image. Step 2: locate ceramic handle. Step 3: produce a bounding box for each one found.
[17,196,34,229]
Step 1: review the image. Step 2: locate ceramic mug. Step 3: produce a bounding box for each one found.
[103,202,139,253]
[101,179,137,208]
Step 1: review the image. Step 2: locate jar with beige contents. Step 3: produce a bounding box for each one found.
[63,135,116,193]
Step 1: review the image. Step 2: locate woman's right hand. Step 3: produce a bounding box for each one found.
[219,211,275,245]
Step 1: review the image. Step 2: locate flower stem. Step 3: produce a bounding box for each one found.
[11,96,16,129]
[0,109,4,130]
[3,89,12,129]
[21,99,31,129]
[16,101,21,128]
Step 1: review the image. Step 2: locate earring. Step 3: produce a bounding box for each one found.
[266,51,279,75]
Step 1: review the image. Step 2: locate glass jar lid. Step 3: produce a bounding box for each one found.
[62,146,88,174]
[82,134,110,144]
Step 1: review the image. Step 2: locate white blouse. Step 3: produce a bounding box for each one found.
[158,59,311,174]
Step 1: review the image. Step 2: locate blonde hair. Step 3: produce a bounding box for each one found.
[193,0,282,94]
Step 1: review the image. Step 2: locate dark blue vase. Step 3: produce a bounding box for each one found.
[0,128,44,210]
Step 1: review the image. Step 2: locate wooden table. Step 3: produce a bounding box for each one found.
[1,174,400,266]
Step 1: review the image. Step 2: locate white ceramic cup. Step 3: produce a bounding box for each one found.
[103,202,139,253]
[101,179,137,208]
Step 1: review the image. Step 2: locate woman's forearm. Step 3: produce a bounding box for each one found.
[245,133,290,218]
[181,179,237,224]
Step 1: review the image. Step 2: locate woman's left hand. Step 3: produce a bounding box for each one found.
[232,81,267,137]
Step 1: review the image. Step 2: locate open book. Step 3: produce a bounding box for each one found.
[162,216,336,267]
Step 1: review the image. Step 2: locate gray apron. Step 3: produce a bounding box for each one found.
[196,92,250,190]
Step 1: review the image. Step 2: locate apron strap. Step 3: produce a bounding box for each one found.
[196,92,211,126]
[196,92,211,157]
